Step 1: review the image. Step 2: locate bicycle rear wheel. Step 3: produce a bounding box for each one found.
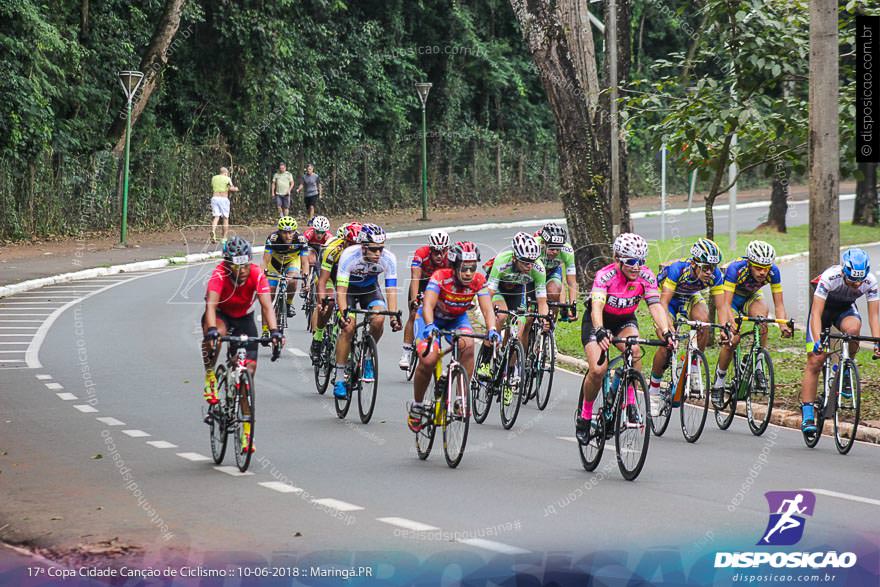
[406,345,418,382]
[533,331,556,411]
[714,351,739,430]
[314,333,334,395]
[209,365,229,464]
[680,350,710,443]
[274,289,287,335]
[234,371,255,472]
[416,389,437,460]
[470,364,493,424]
[443,365,470,468]
[651,358,676,437]
[615,370,650,481]
[304,280,317,333]
[576,377,606,472]
[358,335,379,424]
[747,349,775,436]
[499,340,525,430]
[833,359,860,455]
[335,346,355,419]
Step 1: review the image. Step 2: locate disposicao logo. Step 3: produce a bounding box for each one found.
[714,490,858,570]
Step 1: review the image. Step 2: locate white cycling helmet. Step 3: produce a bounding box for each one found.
[613,233,648,260]
[311,215,330,233]
[746,240,775,265]
[428,229,450,251]
[512,232,540,262]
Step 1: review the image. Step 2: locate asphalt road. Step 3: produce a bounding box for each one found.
[1,198,878,580]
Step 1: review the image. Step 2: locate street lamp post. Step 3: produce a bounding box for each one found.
[415,82,432,221]
[117,70,145,246]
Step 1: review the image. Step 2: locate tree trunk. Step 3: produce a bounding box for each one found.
[80,0,90,42]
[107,0,187,155]
[603,0,632,232]
[703,133,735,240]
[518,153,524,191]
[853,161,879,226]
[510,0,617,286]
[757,175,789,232]
[808,0,840,280]
[495,141,502,187]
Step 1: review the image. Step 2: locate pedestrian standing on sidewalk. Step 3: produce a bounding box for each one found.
[211,166,239,244]
[271,162,294,217]
[296,163,322,218]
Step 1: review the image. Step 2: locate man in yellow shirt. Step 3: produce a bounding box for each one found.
[211,166,239,243]
[270,162,294,217]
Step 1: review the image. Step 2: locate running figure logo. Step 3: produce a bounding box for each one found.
[758,491,816,546]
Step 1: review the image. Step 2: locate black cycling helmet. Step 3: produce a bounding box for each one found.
[223,236,252,263]
[539,223,567,247]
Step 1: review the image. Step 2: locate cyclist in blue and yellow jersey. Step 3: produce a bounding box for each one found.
[648,238,730,415]
[799,248,880,433]
[261,216,309,331]
[712,240,793,406]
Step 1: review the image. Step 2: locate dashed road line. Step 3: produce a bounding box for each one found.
[74,404,98,413]
[122,429,151,438]
[56,393,78,401]
[214,466,254,477]
[377,517,439,532]
[146,440,178,449]
[288,348,309,357]
[96,417,125,426]
[310,498,364,512]
[259,481,303,494]
[177,452,211,462]
[35,374,53,380]
[457,538,530,555]
[44,382,63,390]
[804,488,880,507]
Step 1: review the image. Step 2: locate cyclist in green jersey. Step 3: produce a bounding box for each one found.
[534,222,578,322]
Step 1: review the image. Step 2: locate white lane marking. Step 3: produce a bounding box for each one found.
[56,393,78,400]
[0,308,58,311]
[0,327,39,330]
[0,302,66,305]
[25,268,179,369]
[0,314,53,317]
[0,360,25,363]
[214,466,254,477]
[310,498,364,512]
[557,436,577,443]
[122,429,151,438]
[0,351,25,353]
[13,294,85,298]
[74,404,98,413]
[804,488,880,507]
[146,440,178,449]
[0,320,43,322]
[177,452,211,462]
[458,538,531,555]
[36,374,53,379]
[96,417,125,426]
[556,436,617,453]
[258,481,303,494]
[0,342,29,345]
[44,382,63,390]
[0,334,35,337]
[377,517,440,532]
[17,290,99,294]
[287,348,309,357]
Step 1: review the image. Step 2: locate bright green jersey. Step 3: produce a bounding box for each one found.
[535,235,576,278]
[486,250,547,297]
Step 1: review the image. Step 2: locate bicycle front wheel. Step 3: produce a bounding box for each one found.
[651,359,676,437]
[234,371,255,472]
[443,365,470,468]
[533,331,556,411]
[615,370,650,481]
[834,359,860,455]
[747,349,775,436]
[209,365,229,464]
[714,351,739,430]
[680,349,710,443]
[499,340,525,430]
[358,335,379,424]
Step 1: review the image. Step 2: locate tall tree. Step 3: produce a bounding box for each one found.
[808,0,839,280]
[853,162,879,226]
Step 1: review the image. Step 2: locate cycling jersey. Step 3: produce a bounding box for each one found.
[591,263,660,316]
[722,257,783,298]
[336,246,398,289]
[320,237,350,282]
[206,263,270,318]
[534,234,576,281]
[411,246,450,278]
[264,231,308,269]
[486,250,547,297]
[425,268,488,320]
[303,227,332,248]
[813,265,880,306]
[658,259,724,299]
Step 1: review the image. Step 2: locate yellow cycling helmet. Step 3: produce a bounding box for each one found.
[277,216,298,232]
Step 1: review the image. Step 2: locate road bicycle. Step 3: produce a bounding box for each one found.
[266,271,304,336]
[312,296,338,395]
[207,334,280,472]
[404,293,424,382]
[651,319,729,443]
[804,329,880,453]
[471,307,526,430]
[521,301,575,411]
[334,307,402,423]
[714,316,793,435]
[577,336,667,481]
[301,248,323,333]
[414,329,488,468]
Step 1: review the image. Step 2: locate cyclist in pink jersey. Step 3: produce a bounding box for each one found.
[576,233,675,443]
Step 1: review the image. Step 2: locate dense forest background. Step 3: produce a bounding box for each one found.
[0,0,869,241]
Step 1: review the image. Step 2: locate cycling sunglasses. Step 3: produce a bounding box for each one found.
[364,245,384,253]
[619,257,645,267]
[694,262,716,272]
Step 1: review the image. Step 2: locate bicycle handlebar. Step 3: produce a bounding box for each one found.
[598,336,672,365]
[420,330,492,357]
[821,329,880,359]
[547,301,577,310]
[342,308,402,320]
[735,316,794,328]
[218,334,281,361]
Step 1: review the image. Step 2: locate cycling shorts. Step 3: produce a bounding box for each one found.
[202,309,259,361]
[581,300,638,346]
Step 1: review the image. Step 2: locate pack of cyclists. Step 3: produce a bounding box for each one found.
[200,214,880,459]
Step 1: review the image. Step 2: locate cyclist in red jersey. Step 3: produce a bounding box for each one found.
[400,230,451,370]
[202,237,283,450]
[408,242,501,431]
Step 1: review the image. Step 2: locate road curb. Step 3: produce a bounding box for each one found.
[553,351,880,444]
